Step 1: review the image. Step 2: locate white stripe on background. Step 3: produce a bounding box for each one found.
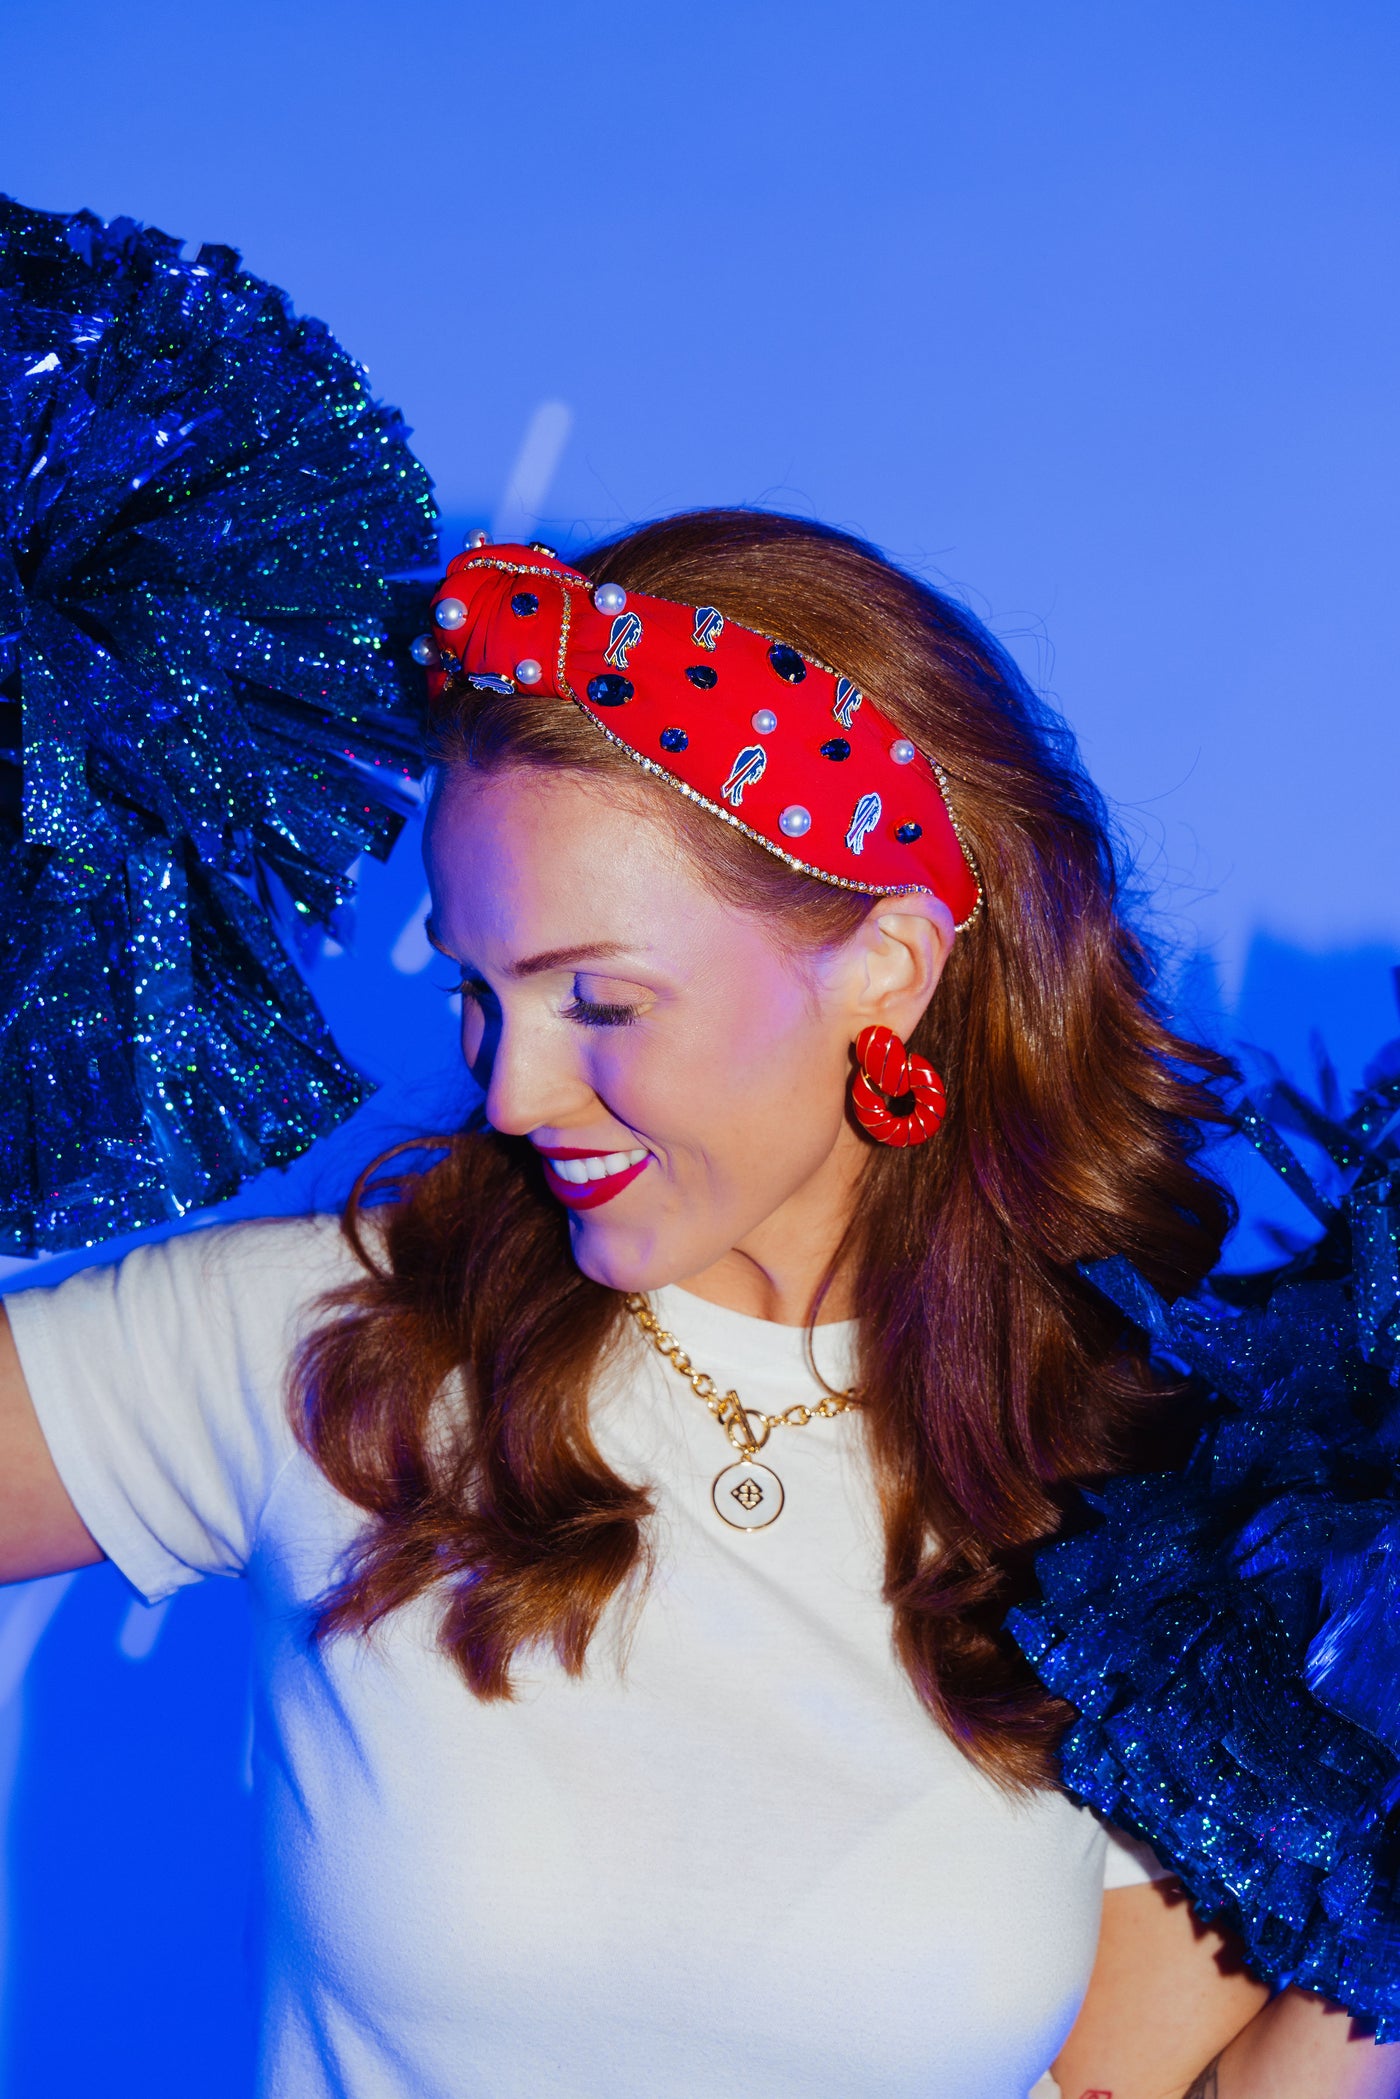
[117,1594,173,1661]
[0,1574,77,1708]
[395,398,575,974]
[391,894,435,975]
[490,399,572,546]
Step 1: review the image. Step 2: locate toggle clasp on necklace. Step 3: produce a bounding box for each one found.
[718,1392,771,1457]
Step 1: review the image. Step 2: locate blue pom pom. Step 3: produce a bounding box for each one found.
[0,194,439,1251]
[1010,1025,1400,2036]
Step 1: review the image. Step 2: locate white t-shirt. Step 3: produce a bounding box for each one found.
[7,1217,1161,2099]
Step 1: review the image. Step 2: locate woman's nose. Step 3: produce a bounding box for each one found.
[477,1015,595,1137]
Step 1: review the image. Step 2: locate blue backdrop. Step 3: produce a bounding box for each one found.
[1,2,1398,2089]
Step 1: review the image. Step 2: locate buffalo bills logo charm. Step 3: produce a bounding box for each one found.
[721,744,767,806]
[605,612,643,668]
[833,677,863,729]
[693,606,724,651]
[845,791,882,854]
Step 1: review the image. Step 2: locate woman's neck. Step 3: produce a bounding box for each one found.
[672,1139,864,1326]
[672,1254,853,1327]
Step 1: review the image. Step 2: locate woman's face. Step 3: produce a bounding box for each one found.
[424,763,952,1311]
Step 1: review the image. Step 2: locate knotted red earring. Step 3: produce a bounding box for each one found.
[849,1026,946,1147]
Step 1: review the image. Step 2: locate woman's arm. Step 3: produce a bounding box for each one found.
[1055,1879,1400,2098]
[1181,1990,1400,2098]
[1053,1879,1268,2097]
[0,1304,103,1582]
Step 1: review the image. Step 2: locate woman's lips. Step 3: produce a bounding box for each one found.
[537,1145,653,1211]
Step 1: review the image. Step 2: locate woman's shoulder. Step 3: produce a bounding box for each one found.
[146,1211,362,1298]
[97,1210,357,1306]
[4,1210,370,1417]
[126,1211,380,1366]
[1,1211,375,1602]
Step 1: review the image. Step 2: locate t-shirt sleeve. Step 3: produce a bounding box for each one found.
[4,1215,355,1604]
[1101,1821,1173,1889]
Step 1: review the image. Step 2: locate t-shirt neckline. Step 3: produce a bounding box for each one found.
[647,1283,859,1393]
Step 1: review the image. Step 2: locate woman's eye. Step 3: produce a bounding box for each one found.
[563,973,650,1028]
[561,995,641,1029]
[445,971,645,1026]
[450,974,493,1005]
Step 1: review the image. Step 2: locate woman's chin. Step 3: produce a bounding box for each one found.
[566,1211,716,1298]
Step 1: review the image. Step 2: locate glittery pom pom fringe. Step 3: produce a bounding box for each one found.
[0,195,438,1251]
[1011,1007,1400,2035]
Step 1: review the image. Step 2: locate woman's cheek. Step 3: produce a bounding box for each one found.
[588,1036,673,1126]
[585,1029,718,1149]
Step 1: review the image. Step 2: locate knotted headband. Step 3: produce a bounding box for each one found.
[421,543,982,926]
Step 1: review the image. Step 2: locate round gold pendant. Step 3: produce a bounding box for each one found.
[712,1458,784,1530]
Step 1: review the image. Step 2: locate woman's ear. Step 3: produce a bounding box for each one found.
[844,891,956,1042]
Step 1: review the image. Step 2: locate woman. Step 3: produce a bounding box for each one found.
[1,510,1392,2098]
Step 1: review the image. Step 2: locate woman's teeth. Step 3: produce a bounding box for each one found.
[550,1149,649,1185]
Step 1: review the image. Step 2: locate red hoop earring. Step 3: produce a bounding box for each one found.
[850,1026,946,1148]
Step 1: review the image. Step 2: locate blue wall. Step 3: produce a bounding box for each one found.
[1,2,1398,2089]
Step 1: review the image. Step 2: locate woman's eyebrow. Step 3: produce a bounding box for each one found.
[510,942,632,979]
[422,922,632,980]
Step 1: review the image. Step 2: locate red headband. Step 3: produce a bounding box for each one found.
[422,544,982,927]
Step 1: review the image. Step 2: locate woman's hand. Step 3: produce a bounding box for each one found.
[1054,1879,1400,2098]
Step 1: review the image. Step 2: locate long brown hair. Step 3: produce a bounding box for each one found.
[294,509,1234,1788]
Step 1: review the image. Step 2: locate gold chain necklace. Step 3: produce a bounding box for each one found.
[623,1293,861,1530]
